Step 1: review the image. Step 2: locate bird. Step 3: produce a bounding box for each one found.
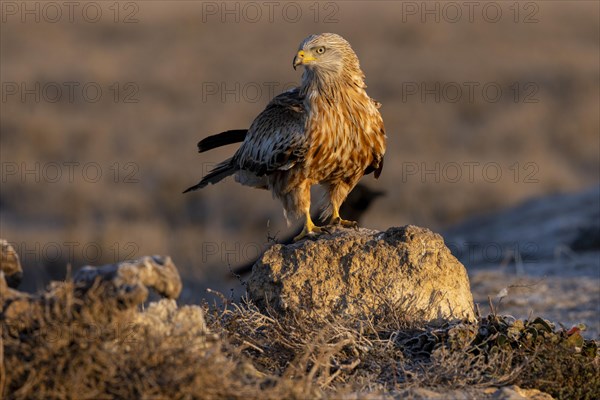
[184,33,386,241]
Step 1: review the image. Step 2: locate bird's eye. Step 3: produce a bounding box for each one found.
[315,46,326,54]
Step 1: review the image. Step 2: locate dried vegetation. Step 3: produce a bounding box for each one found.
[2,281,598,399]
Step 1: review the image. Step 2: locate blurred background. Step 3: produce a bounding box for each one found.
[1,2,598,309]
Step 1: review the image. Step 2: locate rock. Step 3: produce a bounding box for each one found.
[247,225,475,323]
[73,255,182,307]
[2,254,183,331]
[134,299,209,340]
[489,385,554,400]
[0,239,23,288]
[1,240,30,321]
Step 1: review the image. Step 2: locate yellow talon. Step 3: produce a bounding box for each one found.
[329,216,358,228]
[294,215,327,241]
[329,209,358,229]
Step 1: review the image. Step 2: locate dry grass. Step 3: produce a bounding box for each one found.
[3,283,598,399]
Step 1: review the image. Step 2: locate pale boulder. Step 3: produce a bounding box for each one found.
[248,225,475,323]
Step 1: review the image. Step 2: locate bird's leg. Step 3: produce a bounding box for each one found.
[329,202,358,229]
[326,184,359,229]
[294,212,327,241]
[292,182,329,241]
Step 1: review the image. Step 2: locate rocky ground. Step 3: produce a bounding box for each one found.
[2,218,598,399]
[445,186,600,338]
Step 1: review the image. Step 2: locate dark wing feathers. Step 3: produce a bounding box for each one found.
[183,89,307,192]
[233,89,307,176]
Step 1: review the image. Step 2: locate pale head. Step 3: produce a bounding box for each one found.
[292,33,361,77]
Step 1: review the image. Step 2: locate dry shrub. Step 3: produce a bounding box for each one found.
[3,283,255,400]
[2,286,598,399]
[412,315,600,399]
[209,297,599,399]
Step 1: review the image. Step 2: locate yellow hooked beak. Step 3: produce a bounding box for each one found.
[293,50,316,70]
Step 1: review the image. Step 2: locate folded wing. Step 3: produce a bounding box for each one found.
[233,88,308,176]
[183,89,308,193]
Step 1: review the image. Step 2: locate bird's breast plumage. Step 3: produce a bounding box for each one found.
[302,85,386,184]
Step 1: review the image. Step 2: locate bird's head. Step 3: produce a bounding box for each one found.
[293,33,360,76]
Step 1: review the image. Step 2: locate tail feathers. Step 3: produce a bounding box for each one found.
[197,129,247,153]
[183,159,235,193]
